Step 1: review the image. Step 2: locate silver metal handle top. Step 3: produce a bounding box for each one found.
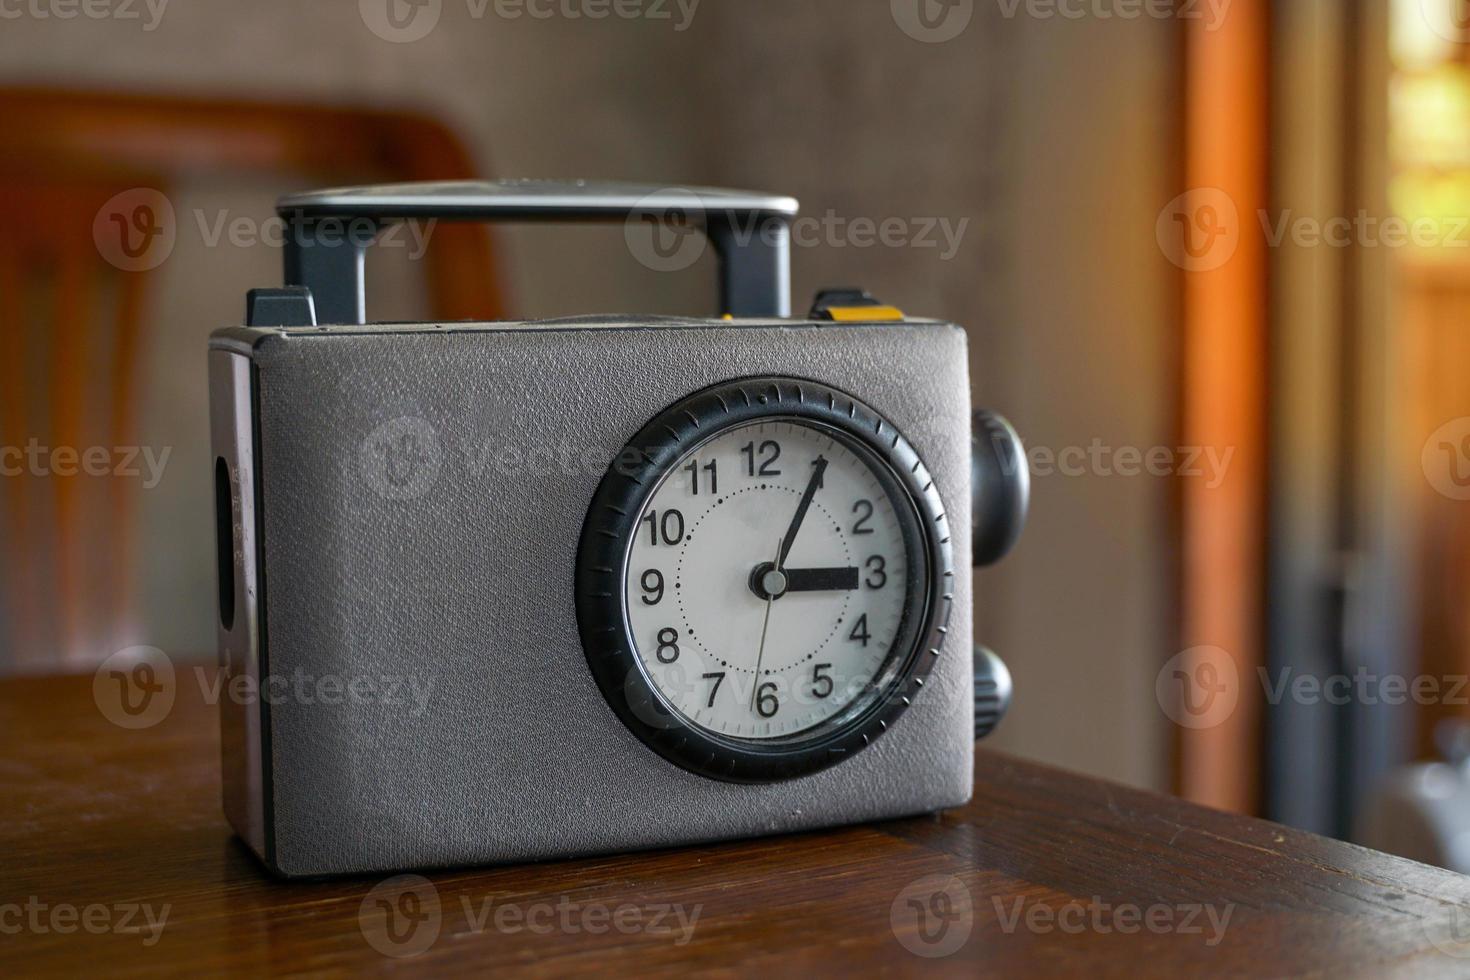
[279,179,798,221]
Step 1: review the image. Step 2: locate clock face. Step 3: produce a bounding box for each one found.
[577,378,954,783]
[623,419,917,739]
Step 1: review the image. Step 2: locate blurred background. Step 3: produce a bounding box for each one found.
[1,0,1469,864]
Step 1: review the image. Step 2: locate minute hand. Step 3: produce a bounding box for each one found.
[778,456,829,567]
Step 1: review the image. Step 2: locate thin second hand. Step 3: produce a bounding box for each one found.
[750,536,782,710]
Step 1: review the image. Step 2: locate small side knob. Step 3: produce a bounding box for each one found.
[971,410,1029,567]
[974,646,1013,741]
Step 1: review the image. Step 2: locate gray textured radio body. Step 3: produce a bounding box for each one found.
[208,182,1020,879]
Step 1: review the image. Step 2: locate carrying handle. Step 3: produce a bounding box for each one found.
[277,180,800,325]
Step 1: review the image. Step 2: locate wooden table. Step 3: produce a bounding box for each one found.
[3,672,1469,978]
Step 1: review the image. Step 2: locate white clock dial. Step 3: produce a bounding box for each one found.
[623,418,924,740]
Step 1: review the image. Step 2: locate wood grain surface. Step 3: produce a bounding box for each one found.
[2,670,1469,978]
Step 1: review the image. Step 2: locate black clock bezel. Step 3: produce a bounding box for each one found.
[574,377,955,783]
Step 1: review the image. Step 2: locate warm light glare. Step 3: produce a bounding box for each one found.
[1392,0,1458,69]
[1391,68,1470,168]
[1391,0,1470,252]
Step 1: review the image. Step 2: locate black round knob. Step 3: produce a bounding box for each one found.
[971,410,1029,567]
[973,646,1013,741]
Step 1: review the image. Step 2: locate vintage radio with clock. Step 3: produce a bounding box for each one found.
[209,181,1028,877]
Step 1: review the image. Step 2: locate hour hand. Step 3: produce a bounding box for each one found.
[782,566,860,593]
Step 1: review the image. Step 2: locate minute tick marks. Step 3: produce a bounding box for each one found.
[626,418,912,738]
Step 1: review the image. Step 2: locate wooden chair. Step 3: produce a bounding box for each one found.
[0,88,506,671]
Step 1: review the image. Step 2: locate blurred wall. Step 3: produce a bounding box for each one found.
[0,0,1177,791]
